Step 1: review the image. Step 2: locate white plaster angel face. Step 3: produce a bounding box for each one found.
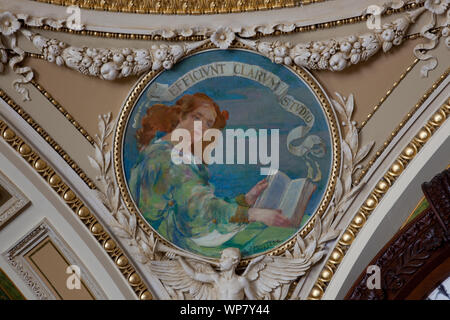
[219,248,241,271]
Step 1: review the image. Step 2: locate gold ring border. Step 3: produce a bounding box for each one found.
[308,97,450,300]
[113,43,341,266]
[0,118,153,300]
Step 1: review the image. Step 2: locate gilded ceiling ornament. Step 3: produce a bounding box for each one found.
[239,7,426,71]
[88,113,158,264]
[309,98,450,299]
[0,118,152,299]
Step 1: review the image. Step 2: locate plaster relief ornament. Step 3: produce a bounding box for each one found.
[210,27,235,49]
[0,11,88,100]
[0,12,20,36]
[241,7,427,72]
[412,0,449,77]
[443,24,450,47]
[150,247,323,300]
[0,1,449,100]
[424,0,449,14]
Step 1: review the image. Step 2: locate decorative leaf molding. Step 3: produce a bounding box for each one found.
[88,113,158,265]
[87,92,374,300]
[0,2,448,100]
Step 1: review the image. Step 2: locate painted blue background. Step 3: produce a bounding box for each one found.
[123,49,333,228]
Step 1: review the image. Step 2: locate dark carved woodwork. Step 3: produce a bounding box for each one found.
[345,168,450,300]
[422,169,449,238]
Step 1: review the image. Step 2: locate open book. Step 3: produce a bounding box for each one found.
[253,171,316,227]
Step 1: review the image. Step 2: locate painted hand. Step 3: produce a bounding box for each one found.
[248,208,292,227]
[245,179,268,206]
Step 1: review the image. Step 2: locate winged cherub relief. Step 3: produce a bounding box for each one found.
[149,247,324,300]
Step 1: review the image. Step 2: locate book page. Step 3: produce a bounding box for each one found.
[292,180,317,227]
[279,179,305,219]
[254,171,290,209]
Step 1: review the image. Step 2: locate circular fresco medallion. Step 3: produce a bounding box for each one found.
[114,48,340,260]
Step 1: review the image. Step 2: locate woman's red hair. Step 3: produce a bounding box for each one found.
[136,93,228,149]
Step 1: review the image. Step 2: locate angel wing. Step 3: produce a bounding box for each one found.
[242,253,323,300]
[149,258,217,300]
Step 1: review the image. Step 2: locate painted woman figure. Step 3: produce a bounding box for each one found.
[129,93,296,257]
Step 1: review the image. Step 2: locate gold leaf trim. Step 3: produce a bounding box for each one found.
[358,58,420,130]
[32,0,326,15]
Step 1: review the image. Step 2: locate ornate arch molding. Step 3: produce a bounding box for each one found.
[345,168,449,300]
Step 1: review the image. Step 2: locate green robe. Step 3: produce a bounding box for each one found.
[129,137,296,258]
